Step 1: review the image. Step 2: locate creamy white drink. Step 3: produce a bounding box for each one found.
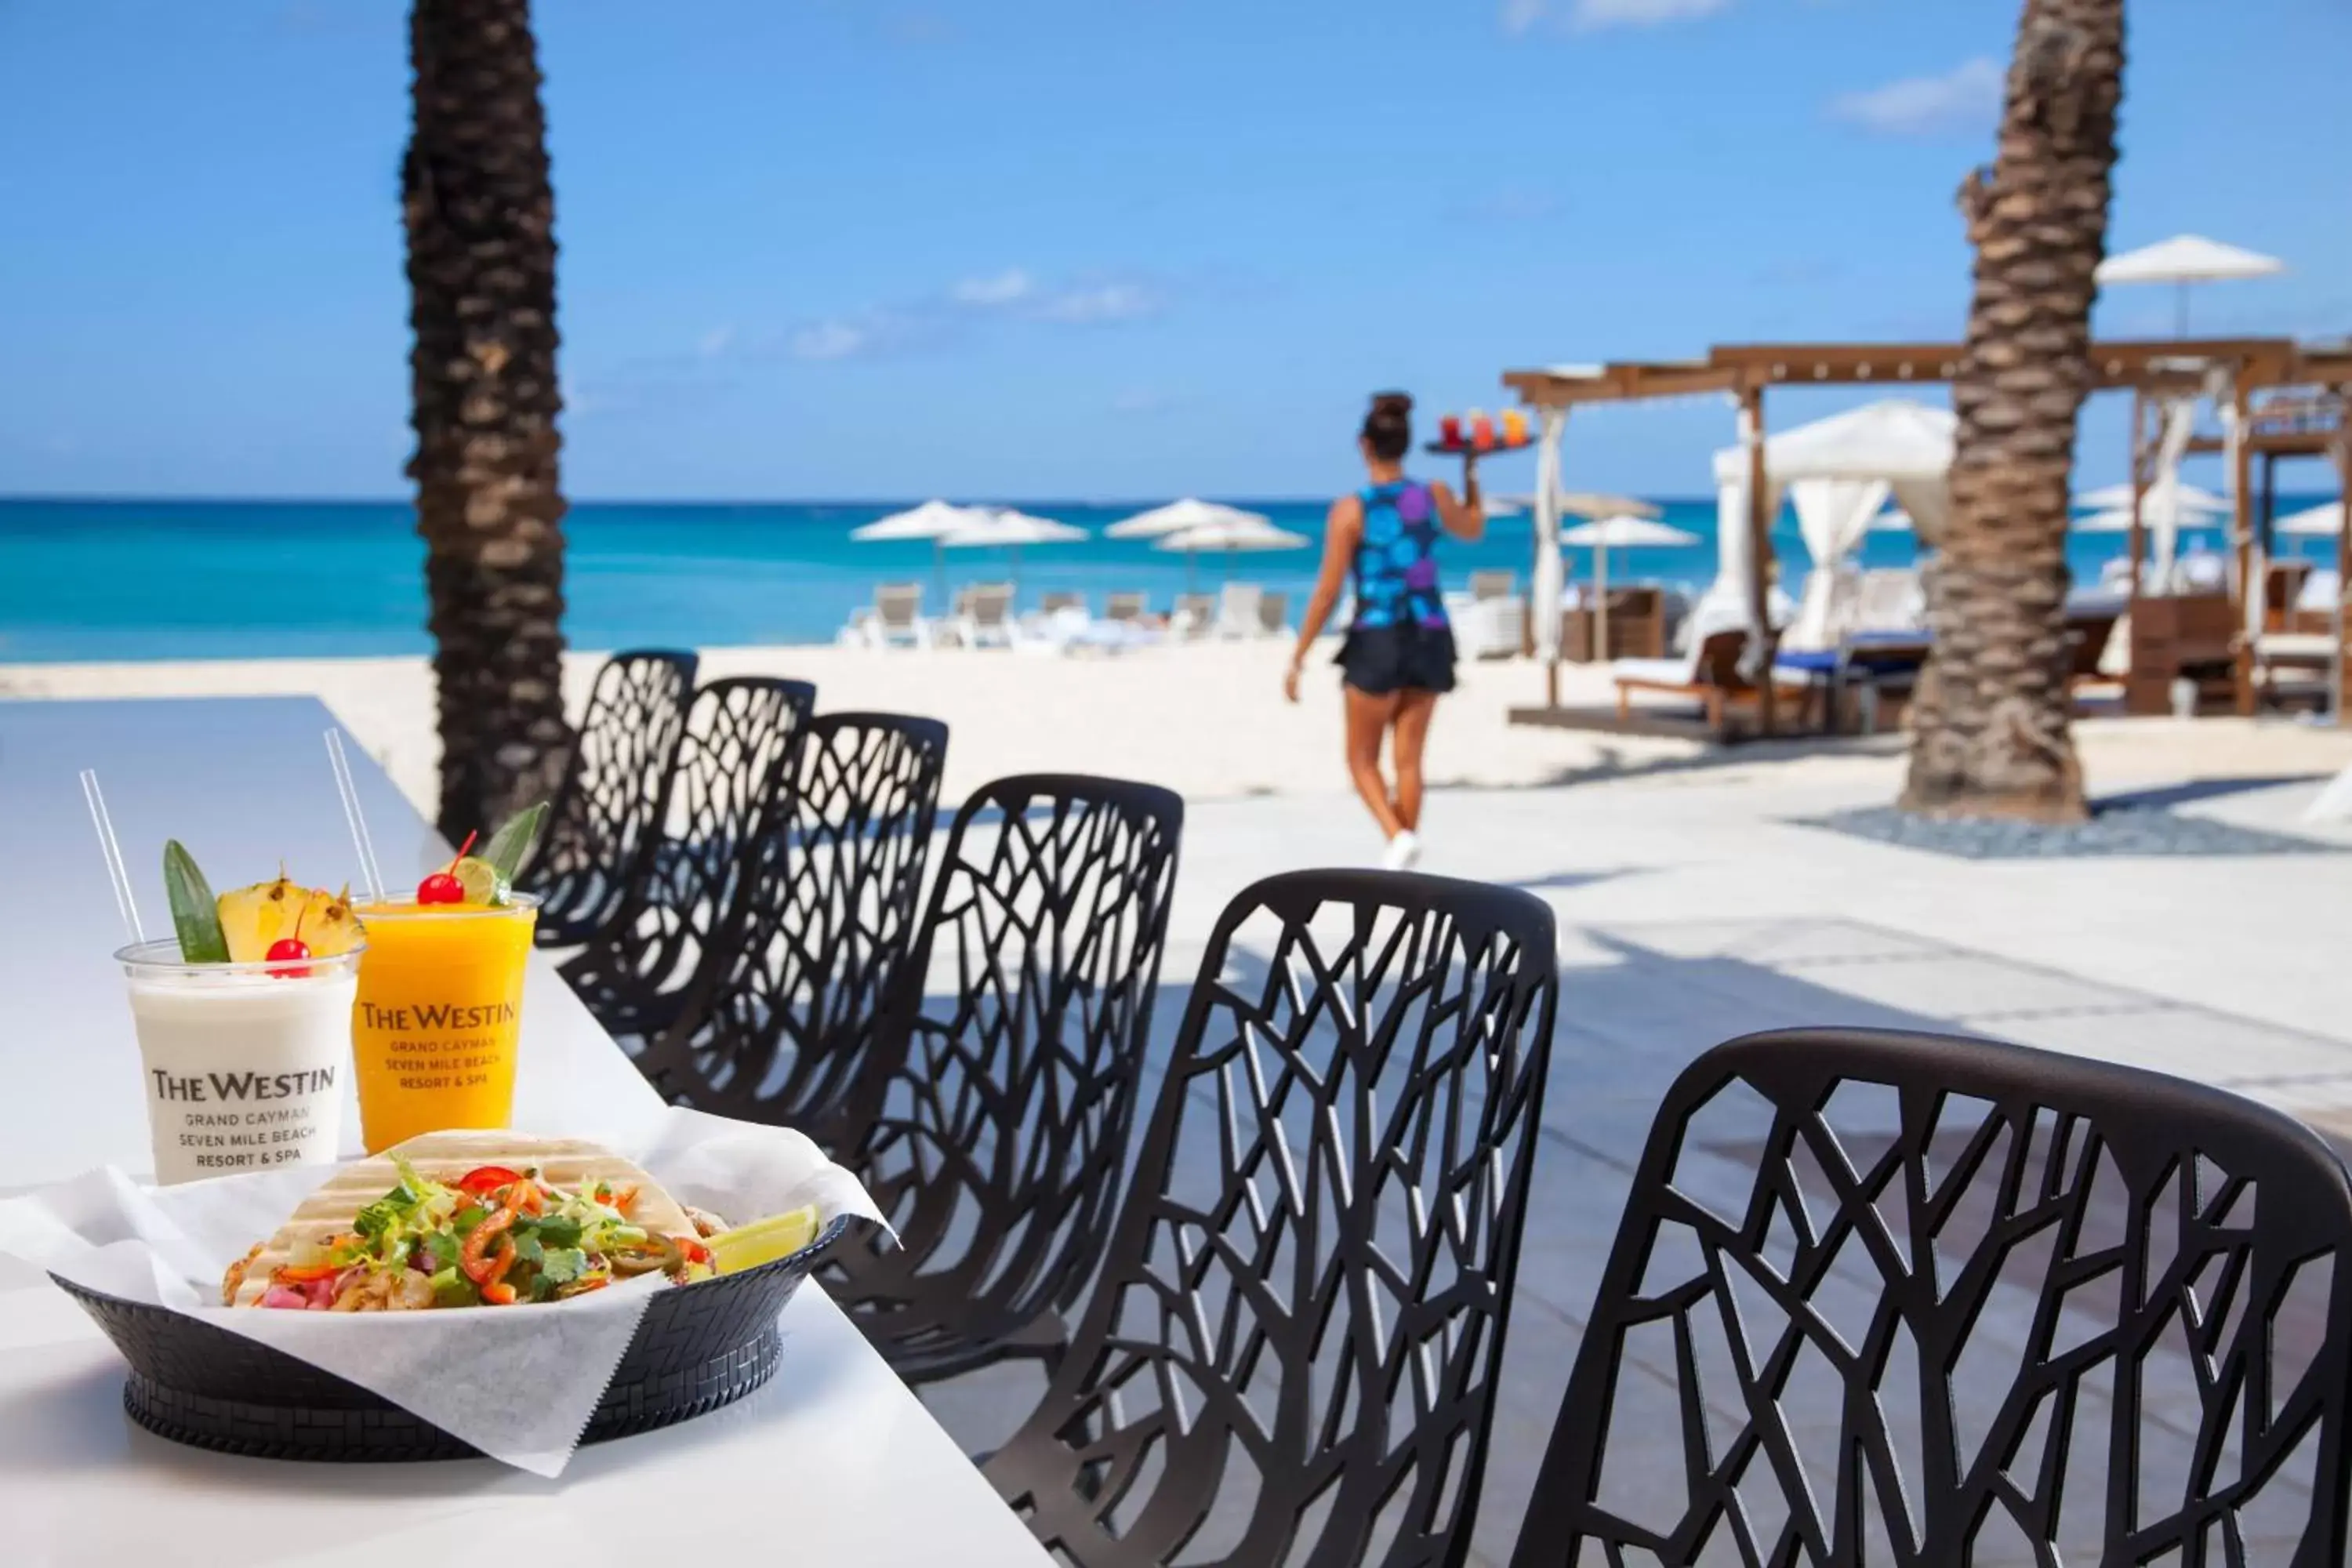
[119,941,361,1185]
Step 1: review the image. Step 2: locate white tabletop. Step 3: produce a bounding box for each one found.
[0,695,1051,1567]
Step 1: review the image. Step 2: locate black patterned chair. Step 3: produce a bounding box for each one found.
[636,713,949,1128]
[557,677,815,1047]
[520,649,698,947]
[1506,1028,2352,1568]
[985,869,1560,1568]
[822,775,1185,1384]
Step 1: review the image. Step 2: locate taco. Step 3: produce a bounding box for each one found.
[223,1131,728,1311]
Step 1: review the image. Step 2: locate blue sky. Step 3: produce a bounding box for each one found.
[0,0,2344,502]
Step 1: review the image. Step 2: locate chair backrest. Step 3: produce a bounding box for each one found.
[1042,592,1085,615]
[989,870,1559,1568]
[1509,1027,2352,1568]
[1220,581,1263,622]
[520,649,698,946]
[876,583,921,627]
[1693,627,1753,691]
[1107,592,1148,622]
[1258,590,1289,633]
[1175,592,1215,631]
[2064,609,2122,678]
[967,583,1015,627]
[638,713,949,1129]
[1470,568,1517,601]
[567,677,817,1012]
[826,775,1185,1363]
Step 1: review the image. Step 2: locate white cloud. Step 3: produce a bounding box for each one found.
[1829,57,2005,138]
[696,324,737,358]
[1506,0,1732,33]
[790,320,871,361]
[1032,281,1163,325]
[951,269,1036,308]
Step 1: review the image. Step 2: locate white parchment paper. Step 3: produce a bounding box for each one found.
[0,1107,884,1475]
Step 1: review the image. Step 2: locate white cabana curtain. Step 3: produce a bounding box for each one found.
[2148,395,2198,586]
[1530,408,1568,664]
[1784,477,1893,652]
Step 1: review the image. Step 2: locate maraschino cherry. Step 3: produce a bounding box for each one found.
[416,830,478,906]
[267,906,311,977]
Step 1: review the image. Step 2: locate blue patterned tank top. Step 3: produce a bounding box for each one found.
[1349,480,1448,631]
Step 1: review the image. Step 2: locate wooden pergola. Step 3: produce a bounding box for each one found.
[1504,337,2351,733]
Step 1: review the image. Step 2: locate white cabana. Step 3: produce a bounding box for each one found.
[1704,400,1956,652]
[1559,514,1700,659]
[1104,498,1270,540]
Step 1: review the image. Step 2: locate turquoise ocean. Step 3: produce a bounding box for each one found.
[0,496,2330,664]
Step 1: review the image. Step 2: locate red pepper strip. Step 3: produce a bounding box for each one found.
[481,1281,517,1306]
[273,1263,341,1284]
[676,1237,713,1268]
[457,1165,524,1198]
[612,1185,639,1216]
[460,1203,519,1285]
[514,1181,546,1217]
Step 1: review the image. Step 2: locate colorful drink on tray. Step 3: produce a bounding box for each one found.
[350,806,546,1153]
[128,848,365,1184]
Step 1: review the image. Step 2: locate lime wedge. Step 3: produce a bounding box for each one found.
[450,856,505,906]
[707,1205,824,1275]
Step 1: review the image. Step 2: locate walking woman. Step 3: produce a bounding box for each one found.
[1284,392,1485,869]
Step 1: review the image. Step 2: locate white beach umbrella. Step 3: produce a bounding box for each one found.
[2279,502,2346,538]
[1559,514,1700,660]
[1501,490,1661,521]
[937,508,1088,600]
[851,499,992,601]
[1153,515,1311,587]
[2096,235,2285,335]
[2072,481,2231,516]
[1870,507,1915,533]
[1105,498,1269,540]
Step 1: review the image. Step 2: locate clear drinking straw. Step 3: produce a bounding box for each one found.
[323,728,387,903]
[80,768,145,945]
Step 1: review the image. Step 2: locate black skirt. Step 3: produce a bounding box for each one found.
[1335,622,1457,696]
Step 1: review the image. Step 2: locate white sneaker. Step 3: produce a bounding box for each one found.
[1381,830,1422,871]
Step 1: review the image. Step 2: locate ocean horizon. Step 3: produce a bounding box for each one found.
[1,495,2332,665]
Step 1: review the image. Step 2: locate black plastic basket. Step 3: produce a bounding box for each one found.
[53,1214,857,1462]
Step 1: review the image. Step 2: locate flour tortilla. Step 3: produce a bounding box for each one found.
[227,1131,701,1308]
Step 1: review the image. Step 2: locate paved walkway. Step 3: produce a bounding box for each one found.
[920,760,2352,1563]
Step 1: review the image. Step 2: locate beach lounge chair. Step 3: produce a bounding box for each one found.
[867,583,932,649]
[1171,593,1216,640]
[1256,591,1290,637]
[1468,569,1516,601]
[1215,583,1263,639]
[1105,591,1148,623]
[1040,591,1084,615]
[1613,628,1813,739]
[956,583,1015,648]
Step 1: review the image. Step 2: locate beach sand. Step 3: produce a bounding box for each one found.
[5,642,2348,820]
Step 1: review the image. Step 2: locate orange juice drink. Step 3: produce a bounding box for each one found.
[349,897,538,1152]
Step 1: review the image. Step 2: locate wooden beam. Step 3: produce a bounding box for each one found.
[2231,370,2257,716]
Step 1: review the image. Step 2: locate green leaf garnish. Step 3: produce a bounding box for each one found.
[537,1247,588,1285]
[534,1216,583,1249]
[477,802,549,905]
[162,840,230,964]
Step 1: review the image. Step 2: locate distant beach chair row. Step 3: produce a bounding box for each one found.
[840,583,1292,652]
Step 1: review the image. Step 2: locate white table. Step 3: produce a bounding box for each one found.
[0,696,1053,1567]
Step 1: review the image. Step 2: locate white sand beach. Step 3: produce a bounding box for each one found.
[6,641,2349,821]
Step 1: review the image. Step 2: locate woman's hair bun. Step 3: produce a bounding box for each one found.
[1360,390,1414,460]
[1370,391,1414,418]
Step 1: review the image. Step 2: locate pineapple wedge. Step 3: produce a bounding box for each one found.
[216,873,364,960]
[216,869,307,962]
[295,884,364,957]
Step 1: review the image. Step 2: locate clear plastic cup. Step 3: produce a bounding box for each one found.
[117,938,364,1185]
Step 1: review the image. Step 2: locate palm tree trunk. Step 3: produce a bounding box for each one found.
[404,0,572,840]
[1902,0,2122,824]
